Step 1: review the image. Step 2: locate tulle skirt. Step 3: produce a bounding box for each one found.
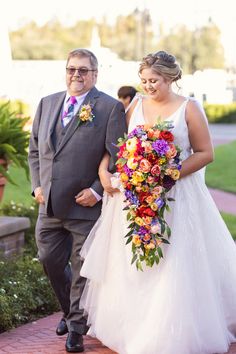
[80,171,236,354]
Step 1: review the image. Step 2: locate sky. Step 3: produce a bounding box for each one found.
[2,0,236,64]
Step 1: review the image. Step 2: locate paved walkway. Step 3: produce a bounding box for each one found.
[209,188,236,215]
[0,313,116,354]
[0,312,236,354]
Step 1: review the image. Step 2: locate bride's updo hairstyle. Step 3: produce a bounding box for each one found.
[139,50,182,83]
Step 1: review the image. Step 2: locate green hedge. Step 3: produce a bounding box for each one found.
[0,256,59,333]
[204,103,236,123]
[0,201,59,333]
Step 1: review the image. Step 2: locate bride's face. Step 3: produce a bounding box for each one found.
[139,68,170,100]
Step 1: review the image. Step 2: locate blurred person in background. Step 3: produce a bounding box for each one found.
[117,85,137,109]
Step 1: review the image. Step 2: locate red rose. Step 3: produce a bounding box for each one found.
[159,130,174,142]
[143,207,156,217]
[139,192,150,203]
[147,153,158,164]
[137,205,155,217]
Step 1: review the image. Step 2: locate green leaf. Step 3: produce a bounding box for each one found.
[157,247,163,258]
[126,236,132,245]
[136,260,143,272]
[131,254,137,264]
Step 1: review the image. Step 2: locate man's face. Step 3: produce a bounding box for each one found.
[66,56,98,96]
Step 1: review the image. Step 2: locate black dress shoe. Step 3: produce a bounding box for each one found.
[65,332,84,353]
[56,318,68,336]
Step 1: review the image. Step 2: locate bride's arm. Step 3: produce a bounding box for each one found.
[98,97,140,194]
[98,152,119,196]
[180,100,214,178]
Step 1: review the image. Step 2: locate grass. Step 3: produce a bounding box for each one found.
[206,140,236,193]
[221,212,236,240]
[1,165,33,206]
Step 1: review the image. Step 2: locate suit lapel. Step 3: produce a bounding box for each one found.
[48,92,66,152]
[54,87,100,156]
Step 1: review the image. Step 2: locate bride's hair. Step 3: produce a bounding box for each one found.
[139,50,182,83]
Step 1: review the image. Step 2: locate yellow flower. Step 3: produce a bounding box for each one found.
[127,158,138,170]
[126,137,138,153]
[132,234,142,246]
[135,217,144,226]
[131,171,145,185]
[150,203,158,211]
[170,169,180,180]
[120,173,129,182]
[166,168,180,180]
[142,185,149,192]
[78,104,94,122]
[158,157,166,165]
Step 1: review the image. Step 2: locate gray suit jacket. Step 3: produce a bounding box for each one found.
[28,87,127,220]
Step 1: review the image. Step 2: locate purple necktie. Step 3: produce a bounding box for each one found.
[62,96,77,127]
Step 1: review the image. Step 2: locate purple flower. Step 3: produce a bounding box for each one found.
[125,190,139,206]
[128,126,146,139]
[123,164,133,177]
[152,139,169,155]
[156,198,164,208]
[139,226,149,235]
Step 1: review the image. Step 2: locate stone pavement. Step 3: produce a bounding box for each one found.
[0,313,116,354]
[0,312,236,354]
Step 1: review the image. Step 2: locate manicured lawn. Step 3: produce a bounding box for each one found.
[1,165,32,206]
[206,140,236,193]
[221,212,236,241]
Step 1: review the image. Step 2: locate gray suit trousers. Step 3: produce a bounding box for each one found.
[36,213,95,334]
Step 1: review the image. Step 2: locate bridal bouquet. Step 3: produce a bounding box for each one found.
[116,121,182,271]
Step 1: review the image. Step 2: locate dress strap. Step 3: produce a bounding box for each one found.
[125,93,142,114]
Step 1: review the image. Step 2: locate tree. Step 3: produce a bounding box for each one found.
[155,21,225,74]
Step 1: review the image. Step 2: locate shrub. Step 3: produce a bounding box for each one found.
[0,256,59,333]
[0,201,60,333]
[204,103,236,123]
[0,101,30,184]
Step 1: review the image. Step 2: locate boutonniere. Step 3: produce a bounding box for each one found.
[77,103,95,123]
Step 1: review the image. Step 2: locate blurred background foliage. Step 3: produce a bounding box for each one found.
[9,10,225,74]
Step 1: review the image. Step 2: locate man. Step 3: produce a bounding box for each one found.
[28,49,127,353]
[117,85,137,110]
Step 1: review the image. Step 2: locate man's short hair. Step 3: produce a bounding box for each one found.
[67,49,98,70]
[117,86,137,100]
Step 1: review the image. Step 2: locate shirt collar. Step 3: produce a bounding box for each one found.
[65,90,90,104]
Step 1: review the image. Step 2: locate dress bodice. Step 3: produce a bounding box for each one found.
[128,94,192,161]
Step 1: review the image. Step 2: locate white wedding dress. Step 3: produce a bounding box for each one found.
[80,96,236,354]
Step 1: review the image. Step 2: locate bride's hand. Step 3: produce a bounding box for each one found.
[99,169,120,197]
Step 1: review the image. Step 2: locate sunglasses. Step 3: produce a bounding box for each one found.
[66,67,97,76]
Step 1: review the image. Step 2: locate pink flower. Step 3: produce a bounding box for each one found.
[139,158,151,173]
[151,164,161,176]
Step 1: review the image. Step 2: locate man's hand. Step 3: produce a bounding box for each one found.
[75,188,98,207]
[34,186,45,204]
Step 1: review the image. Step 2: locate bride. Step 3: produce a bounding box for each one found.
[80,51,236,354]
